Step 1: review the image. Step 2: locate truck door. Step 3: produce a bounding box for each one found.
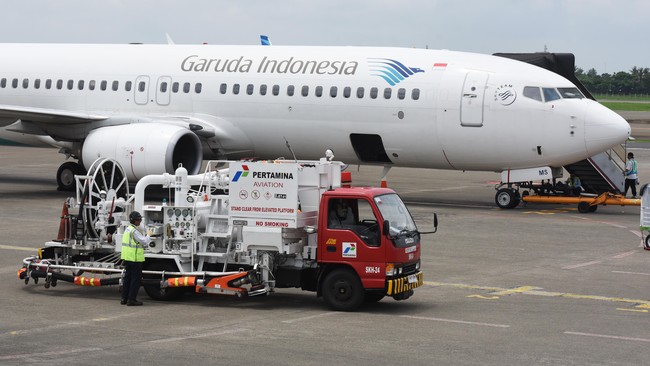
[460,71,489,127]
[320,197,386,272]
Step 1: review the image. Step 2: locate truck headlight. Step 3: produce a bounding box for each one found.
[415,260,420,271]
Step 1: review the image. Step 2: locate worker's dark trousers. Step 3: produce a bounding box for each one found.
[625,178,638,197]
[122,261,143,301]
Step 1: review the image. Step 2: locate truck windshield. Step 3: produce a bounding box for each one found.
[374,194,417,235]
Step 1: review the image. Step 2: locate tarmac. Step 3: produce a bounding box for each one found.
[1,125,650,365]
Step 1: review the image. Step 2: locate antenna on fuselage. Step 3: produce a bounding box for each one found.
[284,136,298,162]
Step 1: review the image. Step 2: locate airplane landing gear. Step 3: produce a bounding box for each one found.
[56,161,86,191]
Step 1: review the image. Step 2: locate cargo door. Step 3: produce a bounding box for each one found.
[460,71,488,127]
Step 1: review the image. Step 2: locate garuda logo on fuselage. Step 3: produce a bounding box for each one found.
[368,58,424,86]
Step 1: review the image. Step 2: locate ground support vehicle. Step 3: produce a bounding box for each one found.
[18,155,432,311]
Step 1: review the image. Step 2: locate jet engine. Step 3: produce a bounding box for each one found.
[81,123,202,180]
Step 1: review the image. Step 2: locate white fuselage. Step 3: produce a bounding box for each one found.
[0,43,630,176]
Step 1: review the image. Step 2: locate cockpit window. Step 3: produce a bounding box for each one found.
[542,88,561,102]
[558,87,584,99]
[523,86,542,102]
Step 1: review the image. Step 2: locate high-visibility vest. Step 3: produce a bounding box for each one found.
[121,224,145,262]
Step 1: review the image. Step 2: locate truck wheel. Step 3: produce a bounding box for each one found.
[322,268,364,311]
[143,262,185,301]
[495,188,519,209]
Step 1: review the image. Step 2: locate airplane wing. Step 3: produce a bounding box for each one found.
[0,104,108,124]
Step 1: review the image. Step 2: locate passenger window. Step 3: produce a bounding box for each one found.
[412,88,420,100]
[172,82,179,93]
[247,84,254,95]
[78,80,84,90]
[343,86,351,98]
[370,87,378,99]
[100,80,107,91]
[287,85,295,96]
[34,79,41,89]
[330,86,338,97]
[45,79,52,89]
[356,87,364,98]
[232,84,240,95]
[160,82,168,93]
[12,78,18,88]
[220,83,227,94]
[384,88,392,99]
[398,88,406,100]
[137,81,145,92]
[315,86,323,97]
[183,82,190,93]
[112,81,119,91]
[57,80,63,90]
[542,87,560,102]
[67,80,74,90]
[125,81,132,92]
[89,80,96,90]
[523,86,542,102]
[301,85,309,97]
[272,85,280,96]
[260,84,267,96]
[0,78,5,88]
[195,83,202,93]
[22,79,29,89]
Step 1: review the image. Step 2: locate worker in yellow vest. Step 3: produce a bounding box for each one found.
[121,211,151,306]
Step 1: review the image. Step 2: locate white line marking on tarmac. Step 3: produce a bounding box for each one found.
[562,260,603,269]
[0,244,38,252]
[612,270,650,276]
[631,230,642,238]
[565,331,650,343]
[282,312,338,324]
[0,347,103,361]
[149,328,248,343]
[400,315,509,328]
[612,250,637,259]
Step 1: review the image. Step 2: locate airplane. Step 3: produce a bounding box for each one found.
[0,43,630,206]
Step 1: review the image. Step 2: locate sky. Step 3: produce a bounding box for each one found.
[1,0,647,74]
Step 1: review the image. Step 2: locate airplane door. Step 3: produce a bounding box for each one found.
[134,75,150,105]
[460,71,489,127]
[156,76,172,106]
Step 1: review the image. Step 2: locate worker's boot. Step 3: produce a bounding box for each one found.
[126,300,143,306]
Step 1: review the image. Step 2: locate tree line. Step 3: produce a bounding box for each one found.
[576,66,650,96]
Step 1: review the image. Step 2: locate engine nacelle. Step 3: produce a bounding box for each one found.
[82,124,202,180]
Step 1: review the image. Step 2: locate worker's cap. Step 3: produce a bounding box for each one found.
[129,211,143,221]
[628,152,634,158]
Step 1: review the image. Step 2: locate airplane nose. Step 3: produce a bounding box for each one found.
[584,102,630,155]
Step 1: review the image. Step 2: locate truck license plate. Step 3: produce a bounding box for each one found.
[407,274,418,284]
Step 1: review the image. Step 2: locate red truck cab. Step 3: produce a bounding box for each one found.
[317,187,425,311]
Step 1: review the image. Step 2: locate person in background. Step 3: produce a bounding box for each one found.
[565,173,582,196]
[624,152,638,198]
[120,211,150,306]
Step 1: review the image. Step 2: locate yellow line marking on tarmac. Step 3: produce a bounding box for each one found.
[424,281,650,311]
[617,308,648,313]
[467,295,499,300]
[0,245,37,252]
[491,285,538,296]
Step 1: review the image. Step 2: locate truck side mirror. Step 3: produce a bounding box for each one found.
[382,220,390,236]
[419,213,438,234]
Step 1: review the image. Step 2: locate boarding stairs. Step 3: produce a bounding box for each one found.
[564,144,626,194]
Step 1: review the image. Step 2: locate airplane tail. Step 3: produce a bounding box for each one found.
[260,35,272,46]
